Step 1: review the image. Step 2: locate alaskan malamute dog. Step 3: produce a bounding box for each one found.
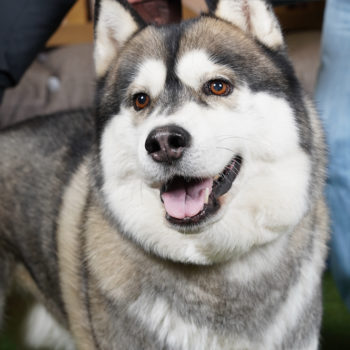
[0,0,328,349]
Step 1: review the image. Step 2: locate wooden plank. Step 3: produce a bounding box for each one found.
[64,0,89,25]
[275,2,325,31]
[182,0,206,19]
[47,23,93,47]
[47,0,93,47]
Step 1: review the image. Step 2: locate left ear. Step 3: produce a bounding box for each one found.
[205,0,284,49]
[94,0,146,77]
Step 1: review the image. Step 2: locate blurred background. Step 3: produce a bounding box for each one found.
[0,0,349,349]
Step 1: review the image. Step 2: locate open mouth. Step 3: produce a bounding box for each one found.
[160,156,242,226]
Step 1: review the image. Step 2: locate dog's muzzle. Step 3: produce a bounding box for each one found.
[145,125,242,227]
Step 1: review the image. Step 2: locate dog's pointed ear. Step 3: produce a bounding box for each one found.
[205,0,284,49]
[94,0,145,77]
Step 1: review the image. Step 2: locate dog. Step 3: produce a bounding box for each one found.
[0,0,329,349]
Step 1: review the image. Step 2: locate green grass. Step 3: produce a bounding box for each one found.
[1,272,350,349]
[321,272,350,349]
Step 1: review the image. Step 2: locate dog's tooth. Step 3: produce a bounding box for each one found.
[214,175,220,181]
[204,187,210,204]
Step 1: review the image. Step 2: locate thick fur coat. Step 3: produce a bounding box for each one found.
[0,1,328,349]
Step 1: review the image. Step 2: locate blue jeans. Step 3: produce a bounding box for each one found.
[315,0,350,310]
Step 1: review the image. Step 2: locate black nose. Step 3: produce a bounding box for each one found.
[145,125,191,163]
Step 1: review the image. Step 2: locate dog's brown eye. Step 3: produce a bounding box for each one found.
[134,93,150,110]
[205,80,232,96]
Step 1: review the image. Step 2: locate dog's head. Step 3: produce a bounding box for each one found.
[93,0,312,264]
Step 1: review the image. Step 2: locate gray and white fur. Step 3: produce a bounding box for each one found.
[0,0,329,349]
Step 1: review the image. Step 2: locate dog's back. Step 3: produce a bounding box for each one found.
[0,110,94,323]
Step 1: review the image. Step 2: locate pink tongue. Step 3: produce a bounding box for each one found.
[161,178,213,219]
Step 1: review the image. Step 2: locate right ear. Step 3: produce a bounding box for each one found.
[94,0,145,77]
[205,0,284,50]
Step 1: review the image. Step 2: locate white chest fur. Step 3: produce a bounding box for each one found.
[127,236,323,350]
[128,295,252,350]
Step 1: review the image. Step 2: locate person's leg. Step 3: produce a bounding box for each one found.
[0,0,76,104]
[315,0,350,310]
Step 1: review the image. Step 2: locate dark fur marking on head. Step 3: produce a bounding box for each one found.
[209,41,312,154]
[161,24,187,112]
[94,24,152,139]
[258,44,313,153]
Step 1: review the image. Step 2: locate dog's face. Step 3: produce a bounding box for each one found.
[94,0,311,264]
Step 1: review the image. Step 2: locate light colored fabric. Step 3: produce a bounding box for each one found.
[0,43,94,128]
[315,0,350,310]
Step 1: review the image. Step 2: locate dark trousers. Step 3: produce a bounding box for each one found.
[0,0,76,103]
